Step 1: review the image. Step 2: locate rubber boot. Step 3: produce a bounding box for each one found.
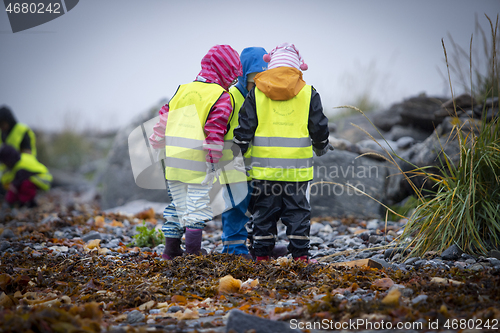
[162,237,183,260]
[185,228,206,255]
[294,255,309,263]
[294,256,317,264]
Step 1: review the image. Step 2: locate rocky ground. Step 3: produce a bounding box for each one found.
[1,189,500,333]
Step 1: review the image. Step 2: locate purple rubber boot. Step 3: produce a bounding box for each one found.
[184,228,206,255]
[162,237,184,260]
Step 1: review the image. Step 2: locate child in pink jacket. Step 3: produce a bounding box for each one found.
[149,45,242,259]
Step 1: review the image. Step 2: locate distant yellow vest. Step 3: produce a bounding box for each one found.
[251,85,313,182]
[1,153,52,191]
[219,87,250,184]
[0,123,37,157]
[164,82,231,183]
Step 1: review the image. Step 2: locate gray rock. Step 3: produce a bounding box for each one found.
[384,248,409,259]
[441,244,463,261]
[310,223,324,236]
[82,231,102,242]
[468,263,484,271]
[401,288,414,298]
[311,150,390,219]
[386,120,464,204]
[0,229,15,239]
[126,310,145,324]
[487,250,500,260]
[226,309,299,333]
[309,236,324,246]
[370,257,391,269]
[488,258,500,266]
[366,219,379,230]
[411,294,428,305]
[396,136,415,149]
[369,235,382,244]
[0,241,11,252]
[97,103,174,209]
[168,305,183,313]
[386,125,431,142]
[404,257,419,265]
[356,139,398,155]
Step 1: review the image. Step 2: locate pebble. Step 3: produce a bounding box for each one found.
[126,310,145,324]
[1,229,16,239]
[3,203,498,311]
[411,294,428,305]
[82,231,102,242]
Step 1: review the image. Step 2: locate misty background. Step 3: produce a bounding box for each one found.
[1,0,499,132]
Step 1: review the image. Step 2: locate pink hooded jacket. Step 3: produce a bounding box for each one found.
[149,45,242,164]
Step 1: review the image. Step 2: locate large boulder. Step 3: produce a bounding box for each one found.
[372,94,447,132]
[386,116,480,204]
[310,150,390,219]
[97,104,170,209]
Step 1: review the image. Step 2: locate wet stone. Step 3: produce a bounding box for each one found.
[411,294,428,305]
[366,219,379,229]
[126,310,145,324]
[369,235,382,244]
[469,263,484,271]
[310,223,324,236]
[82,231,102,242]
[404,257,420,265]
[168,306,183,313]
[0,241,11,252]
[441,244,463,260]
[1,229,15,239]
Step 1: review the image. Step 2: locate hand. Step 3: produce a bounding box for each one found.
[155,148,166,162]
[313,143,334,156]
[201,162,220,185]
[233,155,245,173]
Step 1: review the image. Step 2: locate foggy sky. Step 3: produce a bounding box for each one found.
[1,0,499,132]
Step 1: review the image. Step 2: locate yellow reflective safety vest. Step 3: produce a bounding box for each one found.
[0,123,37,157]
[164,81,232,184]
[219,87,250,184]
[251,85,313,182]
[1,153,52,191]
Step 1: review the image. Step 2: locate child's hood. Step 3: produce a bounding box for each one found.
[196,45,242,90]
[0,106,17,131]
[235,47,268,96]
[254,67,306,101]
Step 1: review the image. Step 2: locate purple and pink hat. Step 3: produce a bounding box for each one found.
[263,43,308,71]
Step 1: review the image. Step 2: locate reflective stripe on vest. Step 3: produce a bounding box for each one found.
[251,85,313,182]
[219,86,249,184]
[0,153,51,191]
[164,82,229,184]
[0,123,37,157]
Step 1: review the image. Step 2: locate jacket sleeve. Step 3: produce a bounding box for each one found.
[232,87,258,155]
[308,86,330,149]
[203,91,232,164]
[149,104,169,149]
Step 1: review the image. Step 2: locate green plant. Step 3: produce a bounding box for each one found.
[401,115,500,256]
[330,15,500,258]
[401,14,500,256]
[132,222,164,248]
